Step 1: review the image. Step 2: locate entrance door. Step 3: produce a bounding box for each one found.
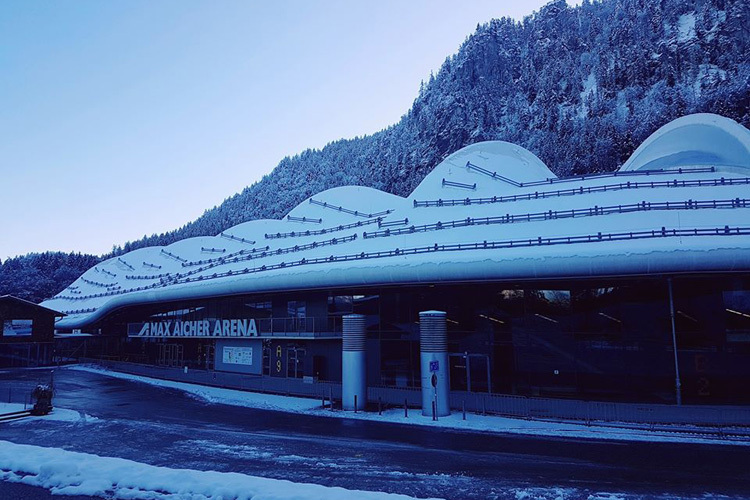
[449,352,491,392]
[287,347,306,378]
[158,344,183,367]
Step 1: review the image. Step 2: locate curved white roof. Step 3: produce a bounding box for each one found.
[620,113,750,173]
[44,115,750,328]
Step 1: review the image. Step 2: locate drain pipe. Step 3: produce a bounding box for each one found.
[342,314,367,411]
[667,278,682,406]
[419,311,450,417]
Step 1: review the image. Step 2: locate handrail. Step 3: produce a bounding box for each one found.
[413,176,750,208]
[365,198,749,239]
[56,225,750,302]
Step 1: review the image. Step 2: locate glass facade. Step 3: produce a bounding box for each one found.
[91,274,750,405]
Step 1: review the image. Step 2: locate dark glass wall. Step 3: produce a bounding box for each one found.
[91,274,750,404]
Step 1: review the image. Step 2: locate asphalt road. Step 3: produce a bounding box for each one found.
[1,367,749,499]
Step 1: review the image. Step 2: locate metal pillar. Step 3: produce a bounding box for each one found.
[667,278,682,406]
[419,311,450,417]
[342,314,367,411]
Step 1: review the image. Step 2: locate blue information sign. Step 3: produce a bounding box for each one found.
[429,360,439,372]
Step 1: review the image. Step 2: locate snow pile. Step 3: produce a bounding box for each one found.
[0,440,438,500]
[0,402,98,423]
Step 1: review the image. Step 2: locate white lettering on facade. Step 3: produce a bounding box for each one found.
[131,318,258,338]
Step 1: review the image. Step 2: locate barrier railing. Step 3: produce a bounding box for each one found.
[265,217,381,239]
[255,316,343,338]
[308,198,392,218]
[465,161,715,188]
[56,225,750,302]
[365,198,749,239]
[414,176,750,208]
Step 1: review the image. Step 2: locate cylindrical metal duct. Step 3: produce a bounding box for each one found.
[419,310,450,417]
[342,314,366,411]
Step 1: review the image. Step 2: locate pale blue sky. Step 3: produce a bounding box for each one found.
[1,1,569,260]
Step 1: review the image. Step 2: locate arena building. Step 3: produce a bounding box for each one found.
[42,113,750,407]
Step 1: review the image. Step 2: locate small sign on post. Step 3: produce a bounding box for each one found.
[429,360,439,372]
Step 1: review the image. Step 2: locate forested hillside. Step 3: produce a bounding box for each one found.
[2,0,748,303]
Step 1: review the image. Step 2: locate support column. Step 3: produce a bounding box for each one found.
[342,314,366,411]
[419,311,450,417]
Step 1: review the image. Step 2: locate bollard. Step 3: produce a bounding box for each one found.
[354,394,358,413]
[404,399,408,418]
[378,397,382,415]
[482,396,486,416]
[329,387,333,411]
[322,395,326,409]
[463,400,466,420]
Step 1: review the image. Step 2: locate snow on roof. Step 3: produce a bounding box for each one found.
[620,113,750,173]
[44,114,750,328]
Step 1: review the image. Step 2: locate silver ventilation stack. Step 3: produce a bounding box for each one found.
[419,310,450,417]
[342,314,367,411]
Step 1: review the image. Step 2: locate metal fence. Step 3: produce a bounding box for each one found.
[80,359,750,428]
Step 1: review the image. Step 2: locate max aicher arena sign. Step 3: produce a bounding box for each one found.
[128,319,258,338]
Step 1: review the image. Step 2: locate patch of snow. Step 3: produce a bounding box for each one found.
[579,72,597,118]
[677,12,696,42]
[0,440,435,500]
[693,63,727,97]
[68,365,750,447]
[0,402,98,423]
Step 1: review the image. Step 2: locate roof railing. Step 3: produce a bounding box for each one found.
[265,217,381,239]
[55,225,749,302]
[463,161,715,188]
[220,232,256,245]
[378,218,409,228]
[81,277,110,288]
[287,215,323,224]
[308,198,393,218]
[117,258,135,271]
[160,249,187,263]
[368,198,750,239]
[125,273,170,280]
[413,176,750,208]
[466,161,522,186]
[142,262,162,270]
[201,247,226,253]
[442,178,476,190]
[181,245,271,268]
[100,269,117,278]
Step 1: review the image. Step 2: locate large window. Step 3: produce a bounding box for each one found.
[2,319,32,337]
[724,290,750,342]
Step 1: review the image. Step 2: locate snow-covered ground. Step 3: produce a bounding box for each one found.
[0,402,98,424]
[68,365,749,446]
[0,440,436,500]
